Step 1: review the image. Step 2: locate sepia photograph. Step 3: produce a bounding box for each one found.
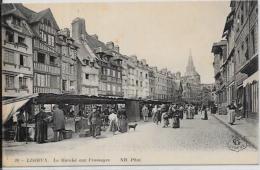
[1,0,259,168]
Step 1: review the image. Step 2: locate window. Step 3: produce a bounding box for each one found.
[145,73,148,79]
[245,37,249,60]
[48,34,54,46]
[6,30,14,43]
[35,73,47,87]
[237,50,240,64]
[42,32,47,42]
[19,77,27,89]
[70,65,74,74]
[107,84,111,91]
[70,81,74,87]
[107,68,110,76]
[50,56,56,66]
[118,72,121,78]
[140,81,143,87]
[50,75,59,89]
[84,59,89,65]
[62,80,67,91]
[112,85,116,94]
[251,28,256,54]
[12,17,21,26]
[4,50,15,64]
[6,75,15,88]
[136,80,138,86]
[101,67,105,75]
[112,70,116,77]
[85,74,89,79]
[37,52,45,64]
[241,13,244,25]
[18,36,25,44]
[20,54,24,66]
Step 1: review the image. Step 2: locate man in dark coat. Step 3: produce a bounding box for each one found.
[52,105,65,142]
[88,107,101,138]
[35,106,48,144]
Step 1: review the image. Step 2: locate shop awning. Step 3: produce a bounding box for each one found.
[243,71,259,87]
[2,94,37,123]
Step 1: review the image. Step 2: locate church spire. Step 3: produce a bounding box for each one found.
[184,49,201,84]
[186,49,195,75]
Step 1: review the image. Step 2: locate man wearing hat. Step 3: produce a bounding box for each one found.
[52,105,65,142]
[35,106,48,144]
[88,106,101,138]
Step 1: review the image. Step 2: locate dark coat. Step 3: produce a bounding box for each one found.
[88,111,100,125]
[53,109,65,131]
[35,111,48,143]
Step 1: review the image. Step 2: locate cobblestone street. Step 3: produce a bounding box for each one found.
[3,114,257,166]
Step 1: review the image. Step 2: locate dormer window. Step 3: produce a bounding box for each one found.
[47,20,52,27]
[12,16,21,26]
[84,59,89,65]
[18,36,25,44]
[6,30,14,43]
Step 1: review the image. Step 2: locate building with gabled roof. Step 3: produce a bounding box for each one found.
[2,3,34,98]
[14,4,63,94]
[72,17,123,97]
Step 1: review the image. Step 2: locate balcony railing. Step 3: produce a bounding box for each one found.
[34,62,60,75]
[33,87,60,94]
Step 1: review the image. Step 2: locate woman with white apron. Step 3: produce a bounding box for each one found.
[227,101,237,125]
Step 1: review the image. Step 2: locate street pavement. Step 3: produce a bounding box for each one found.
[3,114,258,166]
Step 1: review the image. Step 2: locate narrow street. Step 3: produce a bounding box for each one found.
[3,114,257,166]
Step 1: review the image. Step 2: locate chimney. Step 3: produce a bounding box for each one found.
[106,41,114,50]
[59,28,70,37]
[141,59,146,65]
[72,17,86,43]
[91,34,98,40]
[114,45,119,53]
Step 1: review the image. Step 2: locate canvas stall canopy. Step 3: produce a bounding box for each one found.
[2,94,38,124]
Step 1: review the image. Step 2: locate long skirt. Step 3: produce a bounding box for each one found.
[162,117,169,127]
[201,111,208,120]
[228,109,235,124]
[179,111,183,119]
[35,121,47,143]
[155,112,161,124]
[186,110,192,119]
[118,119,128,133]
[172,117,180,128]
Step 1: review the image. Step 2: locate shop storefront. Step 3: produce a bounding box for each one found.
[243,71,259,119]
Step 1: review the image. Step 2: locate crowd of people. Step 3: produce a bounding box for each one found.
[7,102,213,144]
[86,106,129,138]
[142,103,209,129]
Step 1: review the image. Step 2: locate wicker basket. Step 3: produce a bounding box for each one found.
[63,130,73,139]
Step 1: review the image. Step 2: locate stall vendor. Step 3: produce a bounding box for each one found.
[35,106,48,144]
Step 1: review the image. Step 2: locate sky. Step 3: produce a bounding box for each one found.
[24,1,230,84]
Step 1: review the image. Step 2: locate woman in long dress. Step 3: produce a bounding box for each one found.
[227,101,237,125]
[118,114,128,133]
[201,106,208,120]
[172,105,180,128]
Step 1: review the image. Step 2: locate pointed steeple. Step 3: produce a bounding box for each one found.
[185,49,197,76]
[184,49,201,84]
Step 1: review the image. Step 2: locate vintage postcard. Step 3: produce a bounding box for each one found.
[1,0,259,167]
